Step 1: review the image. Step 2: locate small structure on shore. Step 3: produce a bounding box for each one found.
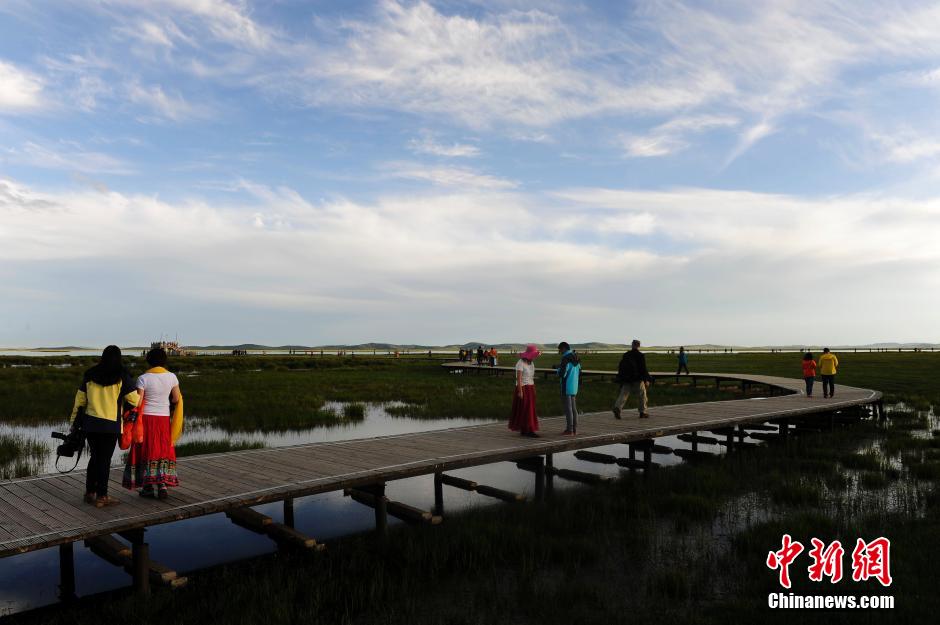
[145,340,194,357]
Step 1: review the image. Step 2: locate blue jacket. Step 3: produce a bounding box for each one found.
[556,350,581,395]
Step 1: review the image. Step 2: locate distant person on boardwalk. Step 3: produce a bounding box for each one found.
[489,347,498,367]
[819,347,839,398]
[477,346,484,366]
[123,348,183,499]
[613,339,653,419]
[69,346,140,508]
[802,352,817,397]
[555,342,581,435]
[676,346,690,375]
[509,344,541,438]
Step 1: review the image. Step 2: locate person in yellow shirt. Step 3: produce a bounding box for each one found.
[818,347,839,398]
[69,345,140,507]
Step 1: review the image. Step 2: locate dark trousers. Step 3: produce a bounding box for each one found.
[804,376,815,396]
[676,363,689,375]
[85,432,118,497]
[822,375,835,397]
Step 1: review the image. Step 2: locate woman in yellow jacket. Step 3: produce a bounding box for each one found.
[69,346,140,508]
[819,348,839,399]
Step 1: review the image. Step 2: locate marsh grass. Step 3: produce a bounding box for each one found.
[0,356,740,432]
[174,440,265,457]
[0,433,47,479]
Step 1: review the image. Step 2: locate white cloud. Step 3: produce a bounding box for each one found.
[621,115,738,158]
[872,132,940,164]
[4,175,940,345]
[0,60,43,112]
[2,142,135,175]
[286,1,731,128]
[104,0,273,50]
[382,161,517,189]
[408,133,480,157]
[126,81,204,121]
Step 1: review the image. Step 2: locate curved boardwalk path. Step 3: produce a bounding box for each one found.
[0,365,882,591]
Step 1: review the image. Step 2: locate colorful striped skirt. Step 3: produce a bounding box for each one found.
[509,384,539,433]
[122,414,180,489]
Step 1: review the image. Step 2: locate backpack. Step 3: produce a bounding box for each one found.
[617,352,638,382]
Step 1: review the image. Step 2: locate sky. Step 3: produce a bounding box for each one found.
[2,0,940,348]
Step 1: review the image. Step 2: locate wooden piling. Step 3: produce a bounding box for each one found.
[677,433,718,446]
[433,471,444,516]
[58,542,75,603]
[574,450,618,464]
[284,498,295,528]
[475,484,526,502]
[226,506,325,551]
[440,474,477,491]
[125,530,150,597]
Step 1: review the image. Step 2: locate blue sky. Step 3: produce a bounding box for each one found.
[2,0,940,347]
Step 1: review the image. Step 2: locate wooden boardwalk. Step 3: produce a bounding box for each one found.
[0,366,881,568]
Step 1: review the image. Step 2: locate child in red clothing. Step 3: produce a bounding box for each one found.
[802,352,817,397]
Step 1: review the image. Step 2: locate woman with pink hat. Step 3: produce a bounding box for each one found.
[509,344,541,437]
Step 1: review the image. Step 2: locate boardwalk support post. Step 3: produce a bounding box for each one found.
[284,498,295,529]
[58,542,76,603]
[433,471,444,516]
[365,484,388,537]
[125,529,150,597]
[533,456,545,502]
[779,419,789,441]
[545,453,554,497]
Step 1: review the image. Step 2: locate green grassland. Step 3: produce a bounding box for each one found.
[0,354,757,430]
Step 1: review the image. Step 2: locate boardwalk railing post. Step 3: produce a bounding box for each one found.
[284,498,295,529]
[58,542,76,603]
[433,472,444,517]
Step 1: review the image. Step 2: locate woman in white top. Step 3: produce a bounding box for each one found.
[123,347,182,498]
[508,344,541,437]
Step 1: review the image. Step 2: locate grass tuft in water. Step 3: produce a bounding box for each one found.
[174,440,265,457]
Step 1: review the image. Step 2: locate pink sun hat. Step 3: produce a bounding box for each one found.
[518,344,541,360]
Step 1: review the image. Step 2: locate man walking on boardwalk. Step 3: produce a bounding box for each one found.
[613,339,653,419]
[819,347,839,398]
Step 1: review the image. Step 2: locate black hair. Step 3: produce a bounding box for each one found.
[95,345,124,384]
[823,347,830,353]
[146,347,168,367]
[631,339,641,348]
[557,341,570,351]
[803,352,814,361]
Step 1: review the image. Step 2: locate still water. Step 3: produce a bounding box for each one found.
[0,402,712,617]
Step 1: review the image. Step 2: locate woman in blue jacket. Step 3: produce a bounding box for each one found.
[555,342,581,435]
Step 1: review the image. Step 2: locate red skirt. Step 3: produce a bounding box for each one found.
[122,414,179,489]
[509,385,539,433]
